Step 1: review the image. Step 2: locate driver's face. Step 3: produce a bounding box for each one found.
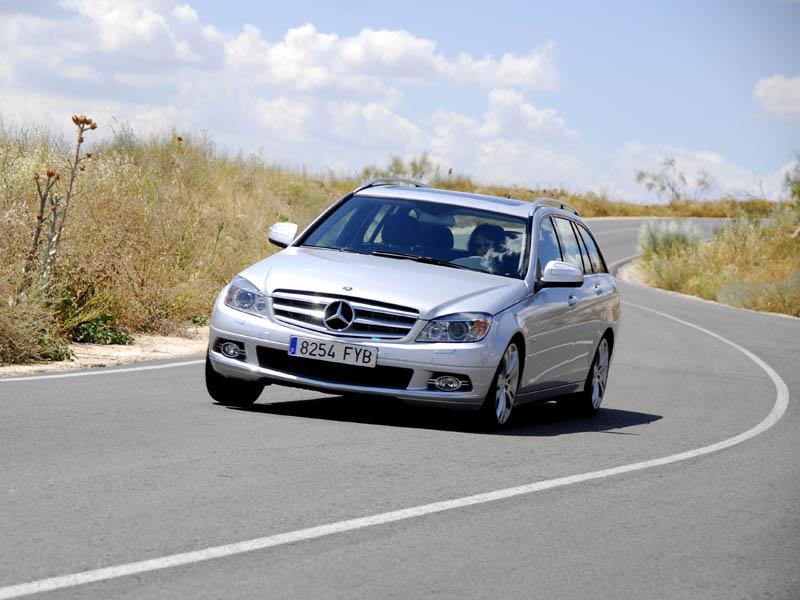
[474,234,493,255]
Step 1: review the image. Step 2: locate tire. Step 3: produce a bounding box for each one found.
[480,341,522,427]
[571,336,611,416]
[205,355,264,407]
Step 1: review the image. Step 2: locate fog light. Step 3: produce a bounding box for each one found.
[220,342,241,359]
[434,375,463,391]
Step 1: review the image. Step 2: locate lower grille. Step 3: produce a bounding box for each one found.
[256,347,414,389]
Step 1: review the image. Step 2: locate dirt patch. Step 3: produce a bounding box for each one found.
[0,326,209,378]
[616,259,649,286]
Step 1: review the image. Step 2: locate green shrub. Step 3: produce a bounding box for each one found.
[71,314,134,345]
[638,220,702,258]
[191,314,210,326]
[38,335,74,361]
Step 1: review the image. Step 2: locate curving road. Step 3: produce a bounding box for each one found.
[1,219,798,599]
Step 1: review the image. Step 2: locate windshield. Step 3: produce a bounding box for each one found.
[300,195,530,279]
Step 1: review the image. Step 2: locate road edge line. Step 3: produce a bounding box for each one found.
[0,359,205,384]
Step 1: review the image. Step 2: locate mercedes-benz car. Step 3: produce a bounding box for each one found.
[206,178,620,426]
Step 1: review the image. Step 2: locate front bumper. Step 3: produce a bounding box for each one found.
[208,299,498,408]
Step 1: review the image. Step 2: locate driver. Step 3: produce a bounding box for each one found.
[467,223,506,256]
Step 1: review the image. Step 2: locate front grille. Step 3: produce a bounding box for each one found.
[270,289,419,340]
[256,347,414,389]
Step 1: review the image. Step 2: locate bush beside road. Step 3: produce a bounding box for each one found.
[635,196,800,317]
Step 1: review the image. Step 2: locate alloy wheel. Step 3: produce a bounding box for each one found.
[495,344,520,425]
[591,338,610,410]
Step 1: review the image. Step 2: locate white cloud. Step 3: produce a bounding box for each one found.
[753,74,800,116]
[437,42,559,90]
[0,55,13,81]
[0,1,788,201]
[328,102,422,147]
[61,0,174,52]
[224,23,558,94]
[173,3,198,22]
[611,142,789,201]
[427,90,585,186]
[256,97,312,142]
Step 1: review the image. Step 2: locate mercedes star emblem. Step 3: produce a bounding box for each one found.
[323,300,354,331]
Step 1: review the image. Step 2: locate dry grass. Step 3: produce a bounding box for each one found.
[0,120,784,363]
[638,209,800,317]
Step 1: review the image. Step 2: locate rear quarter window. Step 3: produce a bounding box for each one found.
[576,224,607,273]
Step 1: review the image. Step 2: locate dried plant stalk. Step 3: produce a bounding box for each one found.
[22,115,96,288]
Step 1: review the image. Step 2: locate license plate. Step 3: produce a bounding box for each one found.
[288,336,377,368]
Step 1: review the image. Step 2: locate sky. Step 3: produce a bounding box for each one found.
[0,0,798,202]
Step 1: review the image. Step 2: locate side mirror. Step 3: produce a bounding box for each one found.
[539,260,583,287]
[268,222,298,248]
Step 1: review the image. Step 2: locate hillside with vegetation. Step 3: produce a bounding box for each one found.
[637,164,800,317]
[0,117,785,363]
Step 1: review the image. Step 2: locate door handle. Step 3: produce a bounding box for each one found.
[568,294,577,308]
[594,283,602,295]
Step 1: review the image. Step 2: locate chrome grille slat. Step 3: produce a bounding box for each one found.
[271,289,419,340]
[271,303,324,318]
[272,292,332,305]
[353,315,412,328]
[349,302,417,318]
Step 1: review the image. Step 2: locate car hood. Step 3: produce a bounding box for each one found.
[240,247,529,319]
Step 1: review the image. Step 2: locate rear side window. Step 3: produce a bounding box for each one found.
[576,224,607,273]
[536,217,562,275]
[570,221,591,274]
[552,218,584,273]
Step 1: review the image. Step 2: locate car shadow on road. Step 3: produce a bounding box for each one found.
[226,394,662,436]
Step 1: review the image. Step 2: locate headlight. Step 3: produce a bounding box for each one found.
[224,275,268,317]
[416,313,492,343]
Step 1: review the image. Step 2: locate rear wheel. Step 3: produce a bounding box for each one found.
[205,355,264,407]
[481,341,522,427]
[572,337,610,416]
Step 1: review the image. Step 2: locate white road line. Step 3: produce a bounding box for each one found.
[0,301,789,599]
[0,359,204,383]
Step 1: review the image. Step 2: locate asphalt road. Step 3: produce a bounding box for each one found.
[1,218,798,599]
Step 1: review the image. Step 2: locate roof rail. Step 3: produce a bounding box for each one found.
[531,197,580,216]
[352,177,427,194]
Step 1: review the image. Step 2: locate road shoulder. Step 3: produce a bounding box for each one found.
[616,259,799,321]
[0,327,208,378]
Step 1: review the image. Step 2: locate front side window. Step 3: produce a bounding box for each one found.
[301,195,529,278]
[552,218,584,273]
[536,217,562,276]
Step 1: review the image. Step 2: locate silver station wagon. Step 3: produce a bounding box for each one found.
[206,179,620,426]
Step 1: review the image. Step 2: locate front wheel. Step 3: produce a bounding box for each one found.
[205,355,264,407]
[480,341,522,427]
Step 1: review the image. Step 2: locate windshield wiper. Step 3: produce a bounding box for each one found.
[370,250,470,270]
[303,245,363,254]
